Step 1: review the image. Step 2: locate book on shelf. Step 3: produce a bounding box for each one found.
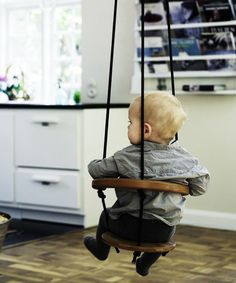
[205,24,236,35]
[137,1,166,26]
[136,36,165,57]
[169,0,201,38]
[139,30,164,38]
[170,37,201,56]
[200,31,236,55]
[198,0,236,34]
[141,61,169,74]
[171,60,207,71]
[206,59,236,71]
[201,0,235,22]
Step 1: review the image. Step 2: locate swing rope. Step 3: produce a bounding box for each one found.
[132,0,146,264]
[97,0,120,254]
[103,0,118,160]
[165,0,178,142]
[97,0,177,262]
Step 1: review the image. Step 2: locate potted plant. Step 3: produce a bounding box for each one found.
[0,212,11,250]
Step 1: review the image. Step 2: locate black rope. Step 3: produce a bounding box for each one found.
[165,0,178,142]
[140,0,145,181]
[132,1,178,263]
[132,0,146,264]
[97,190,110,228]
[97,190,120,253]
[97,0,179,262]
[99,0,119,254]
[165,0,175,97]
[132,190,145,264]
[103,0,118,159]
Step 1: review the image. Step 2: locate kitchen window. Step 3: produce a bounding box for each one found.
[0,0,81,104]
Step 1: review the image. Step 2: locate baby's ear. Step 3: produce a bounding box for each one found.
[144,123,152,138]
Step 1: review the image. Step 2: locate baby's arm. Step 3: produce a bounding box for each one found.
[88,156,119,179]
[188,174,210,196]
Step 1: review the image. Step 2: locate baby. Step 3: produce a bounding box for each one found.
[84,92,210,276]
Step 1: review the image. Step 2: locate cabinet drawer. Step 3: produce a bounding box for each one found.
[15,110,80,169]
[15,168,81,209]
[0,111,14,202]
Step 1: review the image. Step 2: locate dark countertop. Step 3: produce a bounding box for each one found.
[0,103,129,109]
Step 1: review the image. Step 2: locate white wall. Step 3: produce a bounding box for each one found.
[179,96,236,231]
[82,0,135,103]
[0,2,6,74]
[82,108,129,227]
[82,0,236,230]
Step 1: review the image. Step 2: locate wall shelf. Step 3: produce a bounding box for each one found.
[131,89,236,96]
[135,54,236,62]
[135,20,236,31]
[133,1,236,96]
[142,71,236,78]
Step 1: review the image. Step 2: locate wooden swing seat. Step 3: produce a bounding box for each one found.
[92,178,189,196]
[92,178,189,253]
[102,231,176,253]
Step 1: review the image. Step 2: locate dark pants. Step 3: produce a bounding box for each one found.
[95,210,176,268]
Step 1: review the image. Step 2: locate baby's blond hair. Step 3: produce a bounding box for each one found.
[132,92,187,144]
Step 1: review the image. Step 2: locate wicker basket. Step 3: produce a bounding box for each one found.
[0,212,11,250]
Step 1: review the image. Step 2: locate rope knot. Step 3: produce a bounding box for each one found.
[97,189,106,199]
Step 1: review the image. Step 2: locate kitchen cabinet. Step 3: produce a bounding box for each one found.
[0,110,14,203]
[15,110,80,169]
[0,107,128,227]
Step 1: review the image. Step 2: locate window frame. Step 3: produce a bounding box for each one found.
[0,0,81,104]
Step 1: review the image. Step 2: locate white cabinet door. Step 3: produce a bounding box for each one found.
[15,110,80,169]
[0,110,14,203]
[16,168,81,209]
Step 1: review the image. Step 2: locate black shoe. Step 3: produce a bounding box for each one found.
[136,258,149,276]
[83,236,107,261]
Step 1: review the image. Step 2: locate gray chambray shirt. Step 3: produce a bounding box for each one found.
[88,141,210,226]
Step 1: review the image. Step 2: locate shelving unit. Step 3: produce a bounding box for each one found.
[0,107,128,228]
[135,20,236,31]
[132,0,236,96]
[136,54,236,62]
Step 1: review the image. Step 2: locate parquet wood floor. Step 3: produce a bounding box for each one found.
[0,225,235,283]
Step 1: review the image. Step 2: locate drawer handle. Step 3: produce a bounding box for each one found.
[41,181,51,186]
[32,175,60,185]
[32,118,59,126]
[41,122,50,127]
